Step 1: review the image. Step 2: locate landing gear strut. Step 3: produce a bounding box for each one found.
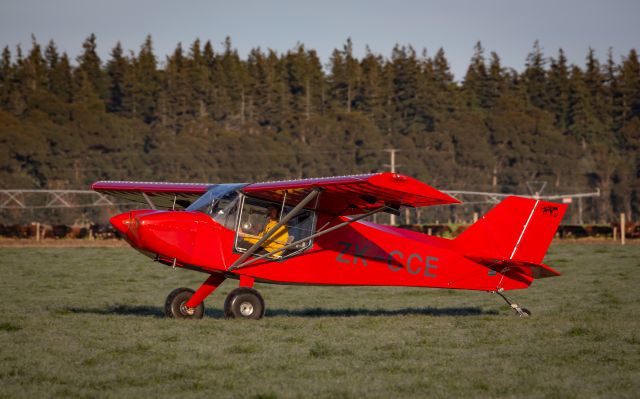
[494,289,531,317]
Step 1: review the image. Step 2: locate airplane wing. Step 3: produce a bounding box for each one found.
[91,181,215,210]
[242,172,460,215]
[93,173,458,214]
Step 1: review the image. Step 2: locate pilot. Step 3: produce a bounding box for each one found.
[241,206,289,256]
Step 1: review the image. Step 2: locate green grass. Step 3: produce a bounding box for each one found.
[0,243,639,398]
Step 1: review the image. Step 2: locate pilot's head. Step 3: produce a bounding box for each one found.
[267,206,279,221]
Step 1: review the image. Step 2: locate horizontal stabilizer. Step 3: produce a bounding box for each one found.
[466,256,561,279]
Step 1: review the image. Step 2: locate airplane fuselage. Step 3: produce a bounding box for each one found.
[112,209,530,292]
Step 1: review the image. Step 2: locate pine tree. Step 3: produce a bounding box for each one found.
[24,36,47,94]
[618,49,640,122]
[54,53,73,103]
[486,52,506,108]
[284,44,324,123]
[247,47,271,126]
[134,35,160,123]
[568,66,599,147]
[163,42,190,132]
[9,45,27,115]
[0,46,12,108]
[76,34,106,102]
[547,49,570,129]
[219,37,248,125]
[433,48,454,87]
[415,49,437,131]
[616,49,640,174]
[106,42,128,113]
[187,38,210,119]
[389,44,422,135]
[73,69,104,112]
[44,41,60,94]
[463,41,489,108]
[522,40,547,108]
[329,38,361,113]
[208,40,232,122]
[40,40,73,121]
[358,48,386,122]
[583,48,608,124]
[430,48,455,121]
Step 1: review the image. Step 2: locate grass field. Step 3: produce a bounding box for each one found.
[1,242,639,398]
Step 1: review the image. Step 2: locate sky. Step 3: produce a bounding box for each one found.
[1,0,638,80]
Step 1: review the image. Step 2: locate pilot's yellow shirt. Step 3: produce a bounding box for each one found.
[243,220,289,253]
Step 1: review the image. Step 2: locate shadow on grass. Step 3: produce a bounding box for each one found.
[267,307,497,317]
[66,304,496,318]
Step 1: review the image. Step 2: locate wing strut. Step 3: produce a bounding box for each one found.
[228,188,321,271]
[142,192,157,210]
[228,205,388,272]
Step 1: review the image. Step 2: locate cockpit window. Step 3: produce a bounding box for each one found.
[234,196,316,259]
[186,184,246,216]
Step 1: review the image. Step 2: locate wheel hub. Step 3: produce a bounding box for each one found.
[239,301,254,316]
[180,302,196,316]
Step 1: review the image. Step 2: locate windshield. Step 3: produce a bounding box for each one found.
[186,184,246,215]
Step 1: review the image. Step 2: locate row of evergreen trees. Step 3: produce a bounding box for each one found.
[0,35,638,223]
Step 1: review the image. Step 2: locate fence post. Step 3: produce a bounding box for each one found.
[613,227,617,242]
[621,213,626,245]
[36,222,40,242]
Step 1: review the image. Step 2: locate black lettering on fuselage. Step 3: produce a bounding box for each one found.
[424,256,438,278]
[336,241,439,279]
[353,244,369,266]
[336,241,352,264]
[407,254,422,275]
[388,250,403,272]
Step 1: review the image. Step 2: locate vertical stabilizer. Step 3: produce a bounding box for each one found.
[454,196,567,264]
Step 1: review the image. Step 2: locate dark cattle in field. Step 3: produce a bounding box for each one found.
[558,225,588,238]
[3,224,31,238]
[68,226,90,239]
[51,225,71,238]
[90,224,117,239]
[584,225,613,237]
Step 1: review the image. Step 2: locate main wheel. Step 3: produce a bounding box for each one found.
[224,287,265,320]
[164,287,205,319]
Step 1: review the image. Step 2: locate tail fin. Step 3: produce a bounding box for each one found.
[455,196,567,266]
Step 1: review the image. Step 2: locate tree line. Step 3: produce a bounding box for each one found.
[0,35,638,223]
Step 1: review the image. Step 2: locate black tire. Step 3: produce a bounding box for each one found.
[164,287,205,319]
[224,287,265,320]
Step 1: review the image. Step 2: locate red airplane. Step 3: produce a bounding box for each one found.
[92,173,567,320]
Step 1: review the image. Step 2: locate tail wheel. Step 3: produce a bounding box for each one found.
[224,287,265,320]
[165,287,205,319]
